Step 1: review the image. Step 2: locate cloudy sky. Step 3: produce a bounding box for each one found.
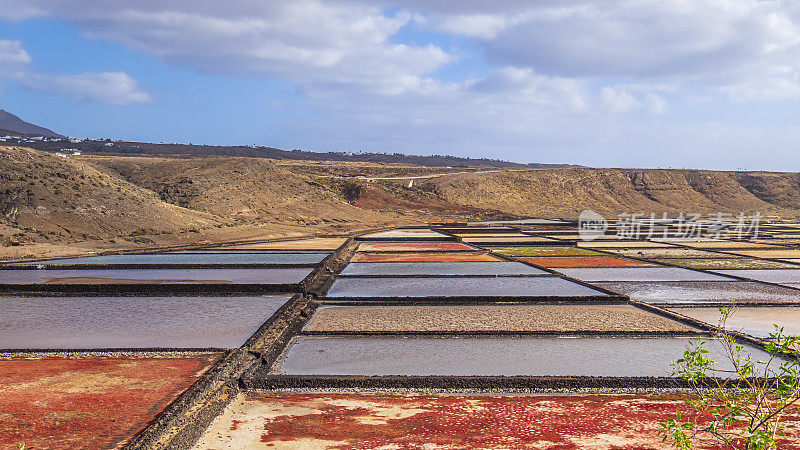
[2,0,800,170]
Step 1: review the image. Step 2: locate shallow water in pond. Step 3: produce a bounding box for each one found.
[0,295,291,348]
[339,262,548,276]
[0,268,313,284]
[12,252,329,266]
[276,336,772,377]
[595,281,800,304]
[713,269,800,284]
[325,276,605,298]
[669,306,800,338]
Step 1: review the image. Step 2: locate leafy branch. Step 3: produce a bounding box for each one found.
[659,302,800,449]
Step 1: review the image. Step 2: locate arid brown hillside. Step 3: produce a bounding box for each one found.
[0,146,222,241]
[419,168,800,218]
[86,156,399,228]
[5,145,800,259]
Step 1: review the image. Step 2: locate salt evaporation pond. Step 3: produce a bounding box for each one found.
[276,336,773,377]
[669,306,800,338]
[325,276,606,298]
[0,268,313,284]
[595,281,800,304]
[339,262,548,276]
[304,304,698,333]
[713,269,800,284]
[555,267,732,282]
[11,252,329,266]
[0,295,291,348]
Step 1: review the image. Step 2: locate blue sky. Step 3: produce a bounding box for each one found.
[2,1,800,170]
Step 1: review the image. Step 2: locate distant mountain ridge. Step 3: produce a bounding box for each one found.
[1,108,572,167]
[0,110,63,138]
[24,139,576,168]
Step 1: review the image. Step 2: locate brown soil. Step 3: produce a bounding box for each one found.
[6,145,800,260]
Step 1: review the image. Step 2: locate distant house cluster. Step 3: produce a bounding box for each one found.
[0,134,79,144]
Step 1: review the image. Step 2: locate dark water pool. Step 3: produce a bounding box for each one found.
[0,295,291,348]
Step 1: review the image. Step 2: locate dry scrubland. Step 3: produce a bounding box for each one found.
[3,144,800,258]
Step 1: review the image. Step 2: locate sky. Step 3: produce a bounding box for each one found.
[1,0,800,170]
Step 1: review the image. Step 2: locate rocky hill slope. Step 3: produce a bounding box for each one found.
[0,146,222,242]
[418,168,800,218]
[4,145,800,256]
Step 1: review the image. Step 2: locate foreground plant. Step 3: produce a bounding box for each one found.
[659,303,800,449]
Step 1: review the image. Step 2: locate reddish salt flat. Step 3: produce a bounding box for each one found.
[356,242,477,252]
[195,392,800,449]
[519,256,656,268]
[0,353,222,449]
[350,252,500,262]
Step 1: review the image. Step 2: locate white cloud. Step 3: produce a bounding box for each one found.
[0,39,150,105]
[23,72,152,105]
[8,0,794,105]
[0,40,31,79]
[470,67,589,112]
[600,87,642,113]
[644,93,666,114]
[0,1,454,96]
[424,13,520,39]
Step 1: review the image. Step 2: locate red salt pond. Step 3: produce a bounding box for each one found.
[195,392,800,449]
[520,256,656,268]
[0,353,222,449]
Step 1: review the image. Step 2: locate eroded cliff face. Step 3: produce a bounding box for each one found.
[422,168,800,218]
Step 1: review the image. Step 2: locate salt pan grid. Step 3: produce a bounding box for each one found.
[669,306,800,339]
[325,276,608,298]
[713,269,800,284]
[350,252,500,262]
[192,392,800,449]
[491,246,603,257]
[9,252,330,266]
[274,335,773,377]
[650,258,798,270]
[728,249,800,259]
[10,220,800,448]
[0,295,292,349]
[520,256,655,267]
[0,353,222,449]
[553,267,733,282]
[359,229,450,239]
[576,241,675,248]
[594,281,800,305]
[0,267,313,285]
[338,262,549,276]
[602,247,738,259]
[357,242,477,252]
[220,238,347,250]
[304,304,699,333]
